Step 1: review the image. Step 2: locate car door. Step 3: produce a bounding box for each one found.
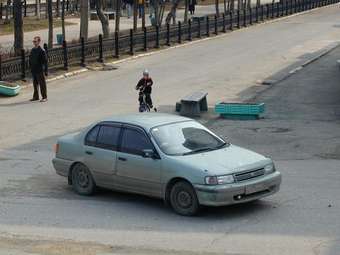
[115,126,162,197]
[83,123,122,188]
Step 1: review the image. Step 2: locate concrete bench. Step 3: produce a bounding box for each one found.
[179,91,208,117]
[90,11,115,20]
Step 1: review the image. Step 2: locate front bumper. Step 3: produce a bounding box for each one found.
[52,157,73,178]
[194,171,281,206]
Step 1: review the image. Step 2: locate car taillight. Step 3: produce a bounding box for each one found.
[54,143,59,154]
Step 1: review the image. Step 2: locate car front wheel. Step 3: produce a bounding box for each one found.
[71,163,95,196]
[170,181,199,216]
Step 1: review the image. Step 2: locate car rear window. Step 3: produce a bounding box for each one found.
[85,125,100,146]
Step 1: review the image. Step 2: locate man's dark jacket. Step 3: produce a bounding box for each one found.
[136,78,153,94]
[29,46,47,74]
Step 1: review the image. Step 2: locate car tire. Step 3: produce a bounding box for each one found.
[170,181,199,216]
[71,163,95,196]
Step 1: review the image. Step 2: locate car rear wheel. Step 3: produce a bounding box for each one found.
[71,163,95,196]
[170,181,199,216]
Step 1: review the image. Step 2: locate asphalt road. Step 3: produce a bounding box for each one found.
[0,5,340,255]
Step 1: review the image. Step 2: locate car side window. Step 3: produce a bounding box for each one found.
[120,128,154,156]
[85,125,100,146]
[96,125,121,150]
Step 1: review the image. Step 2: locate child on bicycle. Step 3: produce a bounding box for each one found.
[136,69,155,111]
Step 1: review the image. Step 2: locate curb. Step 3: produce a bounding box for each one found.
[260,42,340,85]
[19,3,340,89]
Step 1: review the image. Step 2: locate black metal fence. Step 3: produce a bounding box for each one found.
[1,0,339,81]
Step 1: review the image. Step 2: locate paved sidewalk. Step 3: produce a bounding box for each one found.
[0,1,273,50]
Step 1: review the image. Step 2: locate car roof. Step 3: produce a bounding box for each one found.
[101,113,192,130]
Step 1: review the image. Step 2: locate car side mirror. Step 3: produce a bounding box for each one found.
[142,149,158,159]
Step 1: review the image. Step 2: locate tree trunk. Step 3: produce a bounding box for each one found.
[96,0,109,37]
[256,0,260,6]
[13,0,23,55]
[184,0,188,23]
[230,0,234,11]
[56,0,60,17]
[133,0,137,30]
[115,0,121,32]
[47,0,53,48]
[36,0,40,19]
[247,0,251,8]
[141,0,145,28]
[223,0,226,13]
[62,0,66,41]
[154,0,159,26]
[215,0,219,16]
[79,0,89,40]
[165,0,180,25]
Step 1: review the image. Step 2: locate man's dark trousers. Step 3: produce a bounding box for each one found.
[32,72,47,100]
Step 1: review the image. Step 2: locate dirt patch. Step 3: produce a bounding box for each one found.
[0,236,112,255]
[0,17,75,36]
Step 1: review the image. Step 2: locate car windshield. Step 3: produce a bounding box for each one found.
[151,121,227,156]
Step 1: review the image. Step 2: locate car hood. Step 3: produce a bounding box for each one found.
[171,144,271,175]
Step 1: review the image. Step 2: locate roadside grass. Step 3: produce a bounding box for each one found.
[0,17,75,36]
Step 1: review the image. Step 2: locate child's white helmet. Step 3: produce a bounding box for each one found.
[143,69,149,76]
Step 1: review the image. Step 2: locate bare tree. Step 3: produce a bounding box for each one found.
[215,0,220,16]
[165,0,180,25]
[133,0,137,30]
[61,0,66,41]
[13,0,23,55]
[141,0,145,28]
[184,0,188,23]
[79,0,89,40]
[96,0,109,37]
[115,0,121,32]
[36,0,40,19]
[47,0,53,48]
[56,0,60,17]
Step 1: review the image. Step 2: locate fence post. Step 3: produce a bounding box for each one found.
[249,8,252,25]
[206,16,210,36]
[98,34,103,62]
[271,2,274,18]
[20,49,26,80]
[0,3,3,20]
[130,29,134,55]
[178,21,182,43]
[155,25,160,48]
[80,37,85,66]
[188,19,192,40]
[115,31,119,58]
[43,43,48,75]
[243,8,246,27]
[222,13,226,32]
[0,55,2,81]
[286,0,289,15]
[255,6,258,23]
[277,2,280,17]
[266,4,270,19]
[63,40,68,70]
[143,26,148,51]
[261,5,264,21]
[237,10,240,28]
[166,23,171,45]
[198,18,201,38]
[214,15,218,35]
[230,11,233,30]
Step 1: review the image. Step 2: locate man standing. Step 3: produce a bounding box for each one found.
[29,36,48,102]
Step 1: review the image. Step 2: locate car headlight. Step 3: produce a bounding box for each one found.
[264,163,275,174]
[205,175,234,185]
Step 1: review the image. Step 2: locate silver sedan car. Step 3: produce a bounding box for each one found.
[52,113,281,216]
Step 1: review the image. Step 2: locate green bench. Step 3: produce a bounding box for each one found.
[215,102,265,120]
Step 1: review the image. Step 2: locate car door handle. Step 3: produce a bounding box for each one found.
[118,157,127,161]
[85,151,93,155]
